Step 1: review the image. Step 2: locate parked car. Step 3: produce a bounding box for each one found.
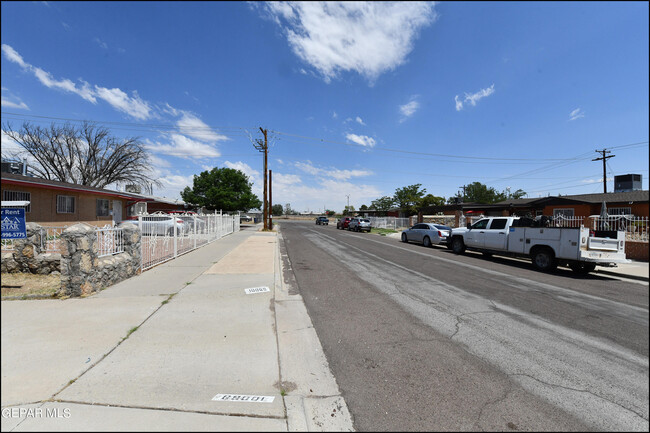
[401,223,452,247]
[168,210,207,233]
[348,218,371,232]
[337,217,353,230]
[124,212,188,236]
[240,215,253,223]
[316,216,329,225]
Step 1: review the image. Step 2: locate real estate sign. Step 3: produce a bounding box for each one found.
[1,208,26,239]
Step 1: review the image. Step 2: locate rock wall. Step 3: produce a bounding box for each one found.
[1,223,60,274]
[58,223,141,297]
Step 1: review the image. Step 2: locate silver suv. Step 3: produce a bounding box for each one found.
[348,218,371,232]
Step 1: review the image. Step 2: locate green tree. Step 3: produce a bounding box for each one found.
[181,167,262,212]
[393,184,426,216]
[272,204,284,216]
[462,182,526,204]
[325,209,336,217]
[342,205,355,216]
[370,196,395,215]
[359,204,368,211]
[419,194,446,208]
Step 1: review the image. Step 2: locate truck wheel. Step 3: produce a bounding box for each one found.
[451,237,465,254]
[423,236,431,248]
[569,262,596,275]
[532,248,557,272]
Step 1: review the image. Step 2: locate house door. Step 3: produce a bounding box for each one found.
[113,200,123,224]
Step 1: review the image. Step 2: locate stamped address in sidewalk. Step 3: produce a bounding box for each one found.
[244,286,270,295]
[212,394,275,403]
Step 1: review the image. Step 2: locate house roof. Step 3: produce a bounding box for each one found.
[419,190,649,214]
[1,172,186,205]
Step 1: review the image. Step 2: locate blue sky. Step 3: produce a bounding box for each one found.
[2,1,648,213]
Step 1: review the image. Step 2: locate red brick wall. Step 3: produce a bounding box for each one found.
[626,241,649,262]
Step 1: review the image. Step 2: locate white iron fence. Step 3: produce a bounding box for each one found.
[96,226,124,257]
[592,215,649,242]
[1,225,68,253]
[367,217,410,230]
[137,211,240,271]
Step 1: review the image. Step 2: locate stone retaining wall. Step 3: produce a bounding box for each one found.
[1,223,61,274]
[1,222,142,297]
[58,223,141,297]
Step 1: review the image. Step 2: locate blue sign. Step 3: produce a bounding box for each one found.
[1,208,27,239]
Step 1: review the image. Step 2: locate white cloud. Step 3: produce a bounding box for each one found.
[454,95,463,111]
[260,2,437,83]
[1,44,159,120]
[399,96,419,122]
[177,112,229,142]
[1,96,29,110]
[455,84,495,110]
[569,108,585,121]
[355,116,366,126]
[332,111,338,119]
[1,44,28,68]
[294,161,372,180]
[94,37,108,49]
[346,133,376,148]
[260,169,380,213]
[146,134,221,159]
[93,86,152,120]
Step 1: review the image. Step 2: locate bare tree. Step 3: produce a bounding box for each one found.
[2,121,161,193]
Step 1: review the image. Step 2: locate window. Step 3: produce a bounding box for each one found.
[553,208,574,218]
[57,195,75,214]
[608,207,632,216]
[2,190,30,212]
[472,219,489,229]
[489,219,508,230]
[97,199,110,216]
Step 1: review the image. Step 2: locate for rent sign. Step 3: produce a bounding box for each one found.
[1,208,26,239]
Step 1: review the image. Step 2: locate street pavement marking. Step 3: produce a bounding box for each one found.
[212,394,275,403]
[245,286,270,294]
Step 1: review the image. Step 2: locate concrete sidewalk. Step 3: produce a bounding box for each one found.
[1,227,353,431]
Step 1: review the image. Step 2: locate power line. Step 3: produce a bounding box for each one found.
[593,149,615,193]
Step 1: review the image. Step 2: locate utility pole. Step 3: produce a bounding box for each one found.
[593,149,615,194]
[346,194,350,214]
[254,128,269,230]
[269,170,273,230]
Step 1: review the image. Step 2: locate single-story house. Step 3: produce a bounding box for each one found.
[419,191,649,220]
[1,172,187,228]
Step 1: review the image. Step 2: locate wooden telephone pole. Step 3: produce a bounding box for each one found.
[254,128,269,230]
[593,149,615,193]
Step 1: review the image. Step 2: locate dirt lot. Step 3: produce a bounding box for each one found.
[1,273,60,299]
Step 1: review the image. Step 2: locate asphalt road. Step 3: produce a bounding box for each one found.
[277,220,649,432]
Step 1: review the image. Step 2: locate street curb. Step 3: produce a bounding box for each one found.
[275,225,355,432]
[593,269,649,282]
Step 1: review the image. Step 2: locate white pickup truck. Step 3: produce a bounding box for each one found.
[448,216,629,274]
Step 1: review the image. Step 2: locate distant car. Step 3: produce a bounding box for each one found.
[240,215,253,223]
[337,217,353,230]
[123,212,188,236]
[316,216,329,225]
[348,218,371,232]
[401,223,452,247]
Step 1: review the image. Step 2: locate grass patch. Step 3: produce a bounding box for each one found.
[1,273,60,298]
[126,326,139,337]
[370,227,398,235]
